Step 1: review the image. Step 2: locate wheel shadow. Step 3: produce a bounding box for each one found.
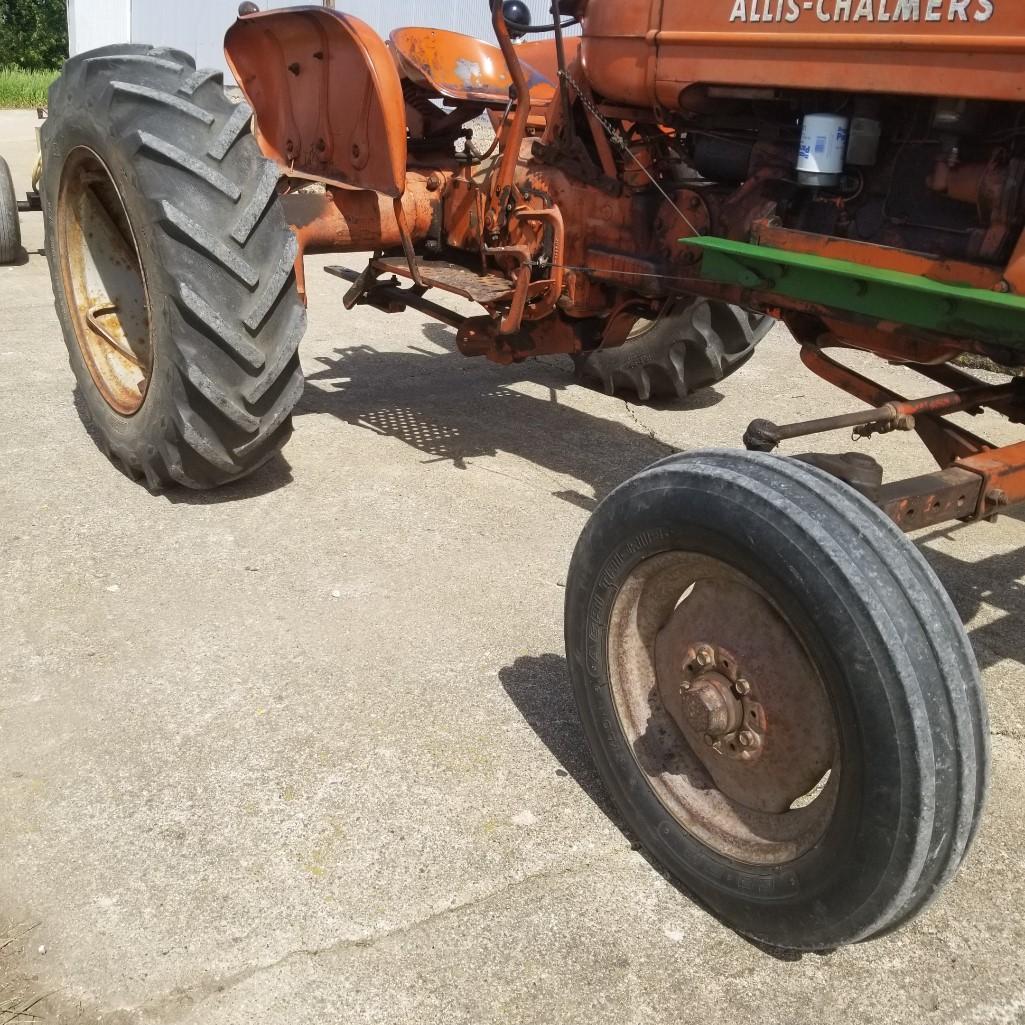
[497,652,818,962]
[1,246,30,267]
[498,654,619,821]
[918,515,1025,670]
[69,317,723,507]
[162,453,295,504]
[295,320,693,510]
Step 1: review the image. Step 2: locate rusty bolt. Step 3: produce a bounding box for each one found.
[694,646,715,668]
[734,678,751,696]
[988,488,1009,507]
[426,172,444,192]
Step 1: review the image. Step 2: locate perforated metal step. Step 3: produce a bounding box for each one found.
[371,256,515,304]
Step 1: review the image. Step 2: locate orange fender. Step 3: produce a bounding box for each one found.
[225,6,407,196]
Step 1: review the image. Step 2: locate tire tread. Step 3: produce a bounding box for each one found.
[42,45,307,490]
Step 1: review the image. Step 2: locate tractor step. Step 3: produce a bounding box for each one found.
[370,256,515,304]
[325,264,467,329]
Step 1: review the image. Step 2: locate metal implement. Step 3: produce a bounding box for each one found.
[683,235,1025,351]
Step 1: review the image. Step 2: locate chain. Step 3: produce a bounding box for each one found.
[557,69,703,238]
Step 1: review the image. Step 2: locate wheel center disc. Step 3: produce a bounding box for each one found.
[57,147,153,416]
[608,551,840,865]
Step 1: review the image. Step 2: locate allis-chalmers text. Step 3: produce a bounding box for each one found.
[729,0,995,22]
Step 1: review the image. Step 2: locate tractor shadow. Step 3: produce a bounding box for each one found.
[294,320,707,510]
[917,514,1025,670]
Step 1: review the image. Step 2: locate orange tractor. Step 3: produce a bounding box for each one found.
[40,0,1025,949]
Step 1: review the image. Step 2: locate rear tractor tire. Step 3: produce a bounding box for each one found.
[573,298,773,402]
[565,451,989,950]
[0,155,22,264]
[41,45,306,489]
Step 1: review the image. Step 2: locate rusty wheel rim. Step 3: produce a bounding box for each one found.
[57,147,153,416]
[608,552,840,865]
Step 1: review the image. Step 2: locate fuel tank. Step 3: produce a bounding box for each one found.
[580,0,1025,109]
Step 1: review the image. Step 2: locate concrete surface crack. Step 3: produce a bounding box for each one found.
[623,401,673,450]
[992,727,1024,741]
[146,851,622,1023]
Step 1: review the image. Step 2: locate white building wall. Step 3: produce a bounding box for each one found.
[332,1,559,45]
[128,0,310,72]
[71,1,565,76]
[67,0,130,55]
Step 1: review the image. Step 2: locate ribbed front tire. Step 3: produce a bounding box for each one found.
[565,451,989,949]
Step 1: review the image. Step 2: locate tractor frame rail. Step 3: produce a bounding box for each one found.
[746,346,1025,533]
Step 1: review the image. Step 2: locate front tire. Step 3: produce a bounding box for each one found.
[564,450,988,949]
[42,46,306,489]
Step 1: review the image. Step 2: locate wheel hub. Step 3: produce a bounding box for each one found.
[56,147,153,416]
[681,674,737,738]
[677,645,765,760]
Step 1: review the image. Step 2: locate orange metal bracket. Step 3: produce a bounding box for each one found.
[513,205,565,321]
[490,0,531,202]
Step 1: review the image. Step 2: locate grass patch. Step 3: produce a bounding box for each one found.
[0,918,42,1025]
[0,65,58,109]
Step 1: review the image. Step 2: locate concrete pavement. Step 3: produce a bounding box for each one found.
[1,108,1024,1024]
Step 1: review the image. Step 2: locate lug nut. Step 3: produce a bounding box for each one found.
[704,733,717,747]
[738,730,755,748]
[734,678,751,696]
[694,646,715,668]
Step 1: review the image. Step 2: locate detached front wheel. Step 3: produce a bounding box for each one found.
[565,451,988,950]
[41,45,306,489]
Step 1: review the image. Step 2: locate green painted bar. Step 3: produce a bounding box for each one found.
[679,236,1025,352]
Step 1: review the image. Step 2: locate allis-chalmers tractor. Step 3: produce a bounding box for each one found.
[40,0,1025,949]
